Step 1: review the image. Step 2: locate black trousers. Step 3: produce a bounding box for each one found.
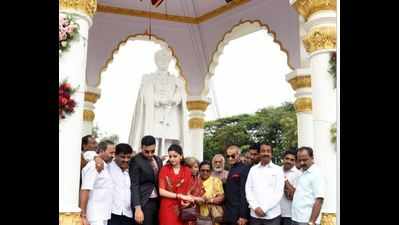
[108,214,135,225]
[291,221,309,225]
[142,198,159,225]
[280,217,292,225]
[249,216,281,225]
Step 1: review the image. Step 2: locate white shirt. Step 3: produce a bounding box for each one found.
[83,151,97,162]
[280,166,302,218]
[81,161,113,221]
[292,164,326,224]
[245,162,285,219]
[109,161,133,218]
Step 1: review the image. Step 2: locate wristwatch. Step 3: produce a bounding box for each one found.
[308,222,315,225]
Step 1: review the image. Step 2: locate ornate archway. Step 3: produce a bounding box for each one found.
[201,20,294,96]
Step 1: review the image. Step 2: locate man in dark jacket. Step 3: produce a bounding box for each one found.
[129,135,163,225]
[223,144,251,225]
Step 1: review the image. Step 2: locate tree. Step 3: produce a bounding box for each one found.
[92,123,120,144]
[204,102,297,165]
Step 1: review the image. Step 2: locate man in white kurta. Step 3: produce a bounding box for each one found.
[108,143,134,225]
[245,144,284,225]
[280,150,302,225]
[80,140,115,225]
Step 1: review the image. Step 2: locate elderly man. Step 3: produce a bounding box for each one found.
[211,154,229,184]
[223,145,250,225]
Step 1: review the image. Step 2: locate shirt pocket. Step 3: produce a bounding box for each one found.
[266,173,277,188]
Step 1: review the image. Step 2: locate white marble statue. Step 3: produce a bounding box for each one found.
[128,49,190,156]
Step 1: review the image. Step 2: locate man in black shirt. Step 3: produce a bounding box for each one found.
[223,145,251,225]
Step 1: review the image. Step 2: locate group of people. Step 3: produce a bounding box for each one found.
[79,135,325,225]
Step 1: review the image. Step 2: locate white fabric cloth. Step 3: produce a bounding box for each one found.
[81,161,113,221]
[88,220,108,225]
[280,166,302,218]
[109,161,133,218]
[149,158,159,198]
[83,151,97,162]
[292,164,326,224]
[245,161,285,219]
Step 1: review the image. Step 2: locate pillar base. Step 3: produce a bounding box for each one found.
[59,212,81,225]
[321,212,336,225]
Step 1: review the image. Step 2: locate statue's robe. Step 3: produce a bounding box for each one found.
[128,73,190,155]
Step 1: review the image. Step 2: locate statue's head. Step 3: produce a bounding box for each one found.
[155,48,172,71]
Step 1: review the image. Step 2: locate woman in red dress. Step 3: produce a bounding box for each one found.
[159,144,198,225]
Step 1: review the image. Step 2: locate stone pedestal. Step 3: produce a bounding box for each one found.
[186,96,211,161]
[59,0,97,223]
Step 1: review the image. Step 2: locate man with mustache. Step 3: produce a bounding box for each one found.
[245,143,284,225]
[211,154,229,184]
[108,143,134,225]
[247,143,260,166]
[80,140,116,225]
[291,147,325,225]
[280,149,302,225]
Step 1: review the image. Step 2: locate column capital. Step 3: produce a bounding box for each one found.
[303,26,336,54]
[189,118,205,129]
[59,212,81,225]
[186,96,211,112]
[60,0,97,18]
[286,68,311,91]
[294,97,312,113]
[290,0,336,21]
[84,86,101,104]
[83,110,95,122]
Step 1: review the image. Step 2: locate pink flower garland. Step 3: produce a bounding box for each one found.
[59,14,79,54]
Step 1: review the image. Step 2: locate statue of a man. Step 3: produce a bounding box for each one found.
[128,49,190,156]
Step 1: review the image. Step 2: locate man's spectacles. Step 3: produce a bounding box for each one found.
[226,154,236,159]
[200,169,211,172]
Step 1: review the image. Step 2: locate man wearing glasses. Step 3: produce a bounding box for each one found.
[223,145,251,225]
[129,135,163,225]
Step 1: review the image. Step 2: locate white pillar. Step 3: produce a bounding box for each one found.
[186,96,211,162]
[286,68,313,148]
[59,0,97,223]
[291,1,337,224]
[83,86,101,136]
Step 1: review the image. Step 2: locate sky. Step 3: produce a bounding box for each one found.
[94,30,294,142]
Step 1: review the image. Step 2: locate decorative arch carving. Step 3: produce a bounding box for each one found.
[92,33,189,94]
[201,20,294,96]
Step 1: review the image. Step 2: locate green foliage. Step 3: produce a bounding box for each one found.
[329,52,337,88]
[204,102,298,165]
